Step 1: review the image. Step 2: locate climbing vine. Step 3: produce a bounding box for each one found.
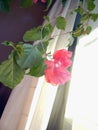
[0,0,98,88]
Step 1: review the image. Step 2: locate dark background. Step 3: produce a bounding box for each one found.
[0,0,49,118]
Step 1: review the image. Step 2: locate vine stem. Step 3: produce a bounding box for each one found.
[39,2,91,55]
[40,26,47,57]
[51,31,72,38]
[9,42,17,50]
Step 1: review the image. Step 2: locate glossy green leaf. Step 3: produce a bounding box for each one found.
[36,41,49,54]
[80,14,89,22]
[21,0,33,8]
[15,44,24,58]
[0,53,25,89]
[86,0,95,11]
[23,23,53,42]
[16,44,43,69]
[42,23,53,39]
[29,59,46,77]
[90,13,98,21]
[56,16,66,30]
[23,26,41,42]
[2,41,15,47]
[85,26,92,34]
[72,27,84,37]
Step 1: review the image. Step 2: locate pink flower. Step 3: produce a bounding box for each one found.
[53,49,72,68]
[33,0,46,3]
[44,49,72,86]
[44,61,70,86]
[41,0,46,2]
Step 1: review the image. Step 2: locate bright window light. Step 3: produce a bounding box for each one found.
[65,27,98,130]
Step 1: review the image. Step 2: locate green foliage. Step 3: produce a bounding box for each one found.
[56,16,66,30]
[80,14,89,22]
[0,0,34,12]
[74,6,84,16]
[0,0,12,12]
[85,26,92,34]
[42,23,53,39]
[0,52,25,89]
[0,0,98,88]
[43,16,50,22]
[0,0,33,12]
[62,0,67,7]
[15,44,24,58]
[29,59,46,77]
[0,41,48,88]
[72,27,84,37]
[23,26,42,42]
[86,0,95,11]
[16,44,43,69]
[36,41,49,54]
[45,0,52,10]
[21,0,33,8]
[73,1,98,37]
[72,25,92,37]
[23,23,53,42]
[2,41,15,47]
[90,13,98,21]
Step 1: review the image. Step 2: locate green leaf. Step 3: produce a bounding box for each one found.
[0,0,12,12]
[90,13,98,21]
[16,44,43,69]
[2,41,15,47]
[29,59,46,77]
[56,16,66,30]
[43,16,50,22]
[86,0,95,11]
[45,0,52,11]
[36,41,49,54]
[15,44,24,57]
[72,27,84,37]
[74,6,84,16]
[42,23,53,39]
[21,0,33,8]
[85,26,92,34]
[80,14,89,23]
[62,0,67,7]
[23,24,53,42]
[23,26,42,42]
[0,53,25,89]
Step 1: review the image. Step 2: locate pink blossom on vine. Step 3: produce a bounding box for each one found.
[33,0,46,3]
[44,49,72,86]
[41,0,46,2]
[53,49,72,68]
[44,60,71,85]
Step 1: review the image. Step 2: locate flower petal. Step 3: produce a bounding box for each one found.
[53,49,72,68]
[33,0,38,3]
[44,60,71,85]
[41,0,46,3]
